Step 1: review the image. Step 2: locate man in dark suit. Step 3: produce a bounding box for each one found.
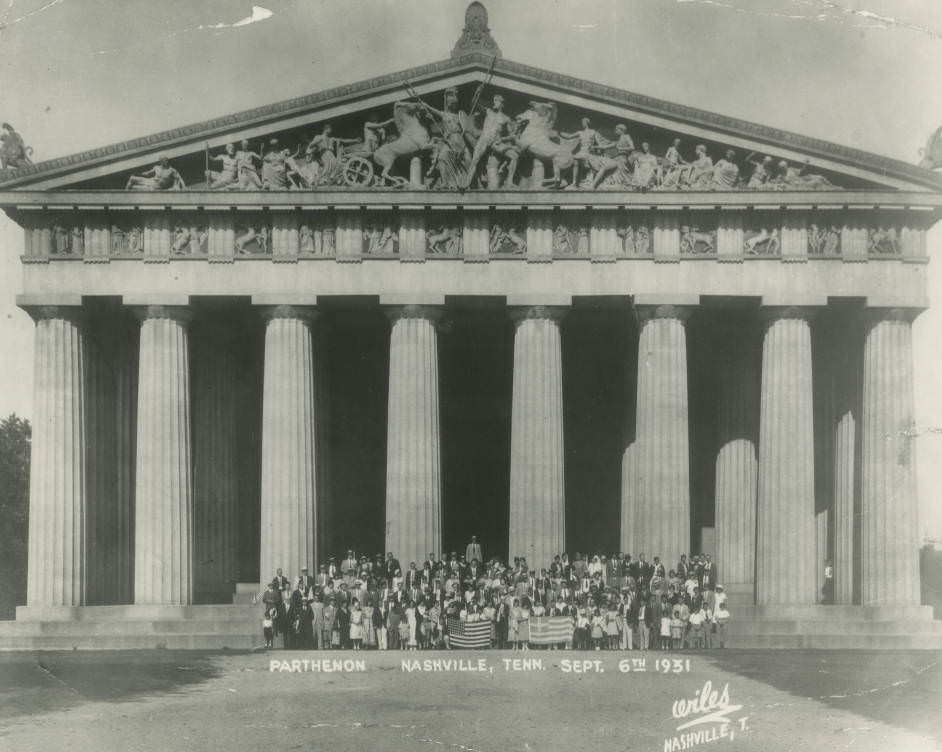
[385,551,401,586]
[465,536,483,565]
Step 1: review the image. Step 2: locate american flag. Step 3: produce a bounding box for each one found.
[446,617,492,649]
[529,616,574,645]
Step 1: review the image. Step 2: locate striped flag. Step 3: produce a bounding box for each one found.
[446,617,491,649]
[529,616,573,645]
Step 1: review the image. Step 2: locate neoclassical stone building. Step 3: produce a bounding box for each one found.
[1,4,940,648]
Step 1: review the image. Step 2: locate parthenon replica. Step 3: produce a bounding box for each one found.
[1,3,940,649]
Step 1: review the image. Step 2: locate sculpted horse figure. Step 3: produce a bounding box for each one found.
[513,101,578,187]
[372,101,432,186]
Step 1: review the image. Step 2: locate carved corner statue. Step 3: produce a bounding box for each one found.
[126,156,186,191]
[0,122,33,170]
[919,125,942,171]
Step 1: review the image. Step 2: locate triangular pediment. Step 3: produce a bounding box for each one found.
[2,52,940,194]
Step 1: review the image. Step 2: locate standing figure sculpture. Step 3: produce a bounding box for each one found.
[308,124,359,186]
[464,94,512,188]
[235,140,263,190]
[421,88,471,189]
[125,156,186,190]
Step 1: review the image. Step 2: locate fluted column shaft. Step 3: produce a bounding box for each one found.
[509,307,565,567]
[756,309,816,604]
[714,325,758,590]
[193,329,239,598]
[831,318,861,605]
[114,331,138,603]
[26,308,87,606]
[134,307,193,605]
[630,306,690,563]
[385,307,443,566]
[259,307,320,583]
[85,333,118,605]
[860,311,920,606]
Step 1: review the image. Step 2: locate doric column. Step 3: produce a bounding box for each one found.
[714,320,759,594]
[259,306,321,584]
[509,306,566,567]
[26,306,87,606]
[85,331,118,605]
[114,328,138,604]
[133,306,194,605]
[630,305,691,564]
[860,309,920,606]
[830,314,861,605]
[385,306,443,566]
[755,308,817,604]
[192,324,239,600]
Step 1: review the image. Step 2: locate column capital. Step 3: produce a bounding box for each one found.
[384,304,445,324]
[132,305,194,325]
[26,304,87,324]
[862,307,921,326]
[509,305,567,326]
[758,305,818,324]
[635,304,694,324]
[258,304,319,323]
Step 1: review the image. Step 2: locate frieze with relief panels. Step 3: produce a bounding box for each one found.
[16,208,928,263]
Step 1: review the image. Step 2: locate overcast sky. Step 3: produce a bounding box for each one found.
[0,0,941,539]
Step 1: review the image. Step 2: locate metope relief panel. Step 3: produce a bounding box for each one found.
[426,211,463,256]
[110,222,144,257]
[551,209,589,257]
[299,211,335,257]
[743,214,781,256]
[489,210,526,256]
[807,215,842,257]
[616,210,652,257]
[363,210,399,256]
[233,215,271,256]
[172,224,209,256]
[679,213,717,256]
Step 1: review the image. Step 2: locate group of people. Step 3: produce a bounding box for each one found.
[260,539,731,652]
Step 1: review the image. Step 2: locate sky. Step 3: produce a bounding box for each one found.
[0,0,941,539]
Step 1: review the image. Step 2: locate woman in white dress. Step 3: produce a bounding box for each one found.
[405,601,418,651]
[349,599,364,651]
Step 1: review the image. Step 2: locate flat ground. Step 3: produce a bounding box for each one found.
[0,648,939,752]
